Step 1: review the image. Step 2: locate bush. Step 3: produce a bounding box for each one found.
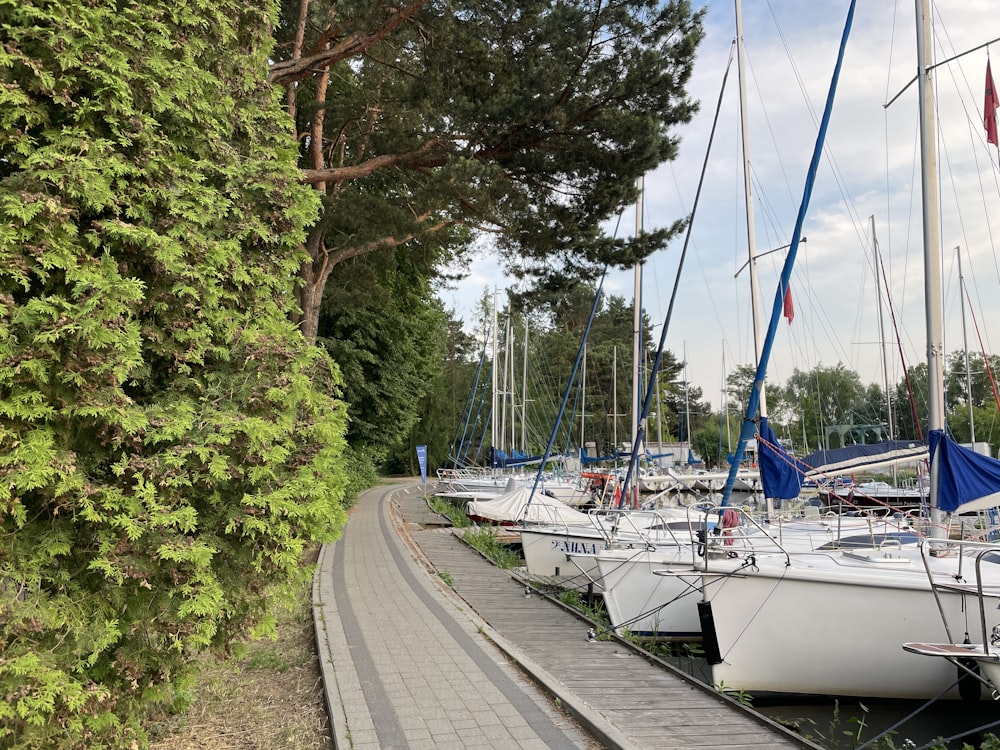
[0,1,348,745]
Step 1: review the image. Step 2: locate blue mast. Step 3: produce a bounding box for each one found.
[720,0,858,506]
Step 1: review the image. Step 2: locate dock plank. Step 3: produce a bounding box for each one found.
[399,508,819,750]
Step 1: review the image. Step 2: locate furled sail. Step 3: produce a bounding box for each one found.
[930,430,1000,514]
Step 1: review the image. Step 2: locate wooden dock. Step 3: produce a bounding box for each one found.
[395,487,820,750]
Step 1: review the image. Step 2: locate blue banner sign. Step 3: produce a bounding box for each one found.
[416,445,428,486]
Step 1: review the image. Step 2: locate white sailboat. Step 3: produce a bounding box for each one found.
[684,0,1000,702]
[594,504,913,638]
[518,0,854,597]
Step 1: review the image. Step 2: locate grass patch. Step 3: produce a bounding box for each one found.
[557,589,610,627]
[148,548,333,750]
[463,525,522,568]
[426,495,472,527]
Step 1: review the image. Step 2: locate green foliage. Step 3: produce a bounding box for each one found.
[557,589,609,627]
[383,314,481,475]
[972,734,1000,750]
[715,682,754,707]
[692,421,727,469]
[411,288,706,471]
[426,495,472,527]
[339,445,382,505]
[318,248,448,457]
[0,1,348,746]
[462,525,522,569]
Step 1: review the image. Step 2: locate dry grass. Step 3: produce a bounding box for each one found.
[149,551,334,750]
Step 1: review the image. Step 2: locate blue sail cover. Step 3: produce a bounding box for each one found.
[580,447,630,465]
[757,417,803,499]
[490,447,544,469]
[929,430,1000,513]
[800,440,927,477]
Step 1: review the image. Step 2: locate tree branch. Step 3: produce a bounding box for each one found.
[268,0,430,87]
[299,140,448,185]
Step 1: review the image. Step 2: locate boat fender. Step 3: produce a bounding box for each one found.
[697,601,723,665]
[958,635,982,703]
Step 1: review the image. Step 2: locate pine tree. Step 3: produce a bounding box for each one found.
[273,0,705,340]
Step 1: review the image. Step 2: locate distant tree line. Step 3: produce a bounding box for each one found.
[387,306,1000,474]
[687,353,1000,468]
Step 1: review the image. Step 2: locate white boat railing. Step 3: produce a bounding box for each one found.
[902,538,1000,700]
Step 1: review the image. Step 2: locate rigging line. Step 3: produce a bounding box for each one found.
[854,677,972,750]
[762,0,878,259]
[931,16,1000,366]
[666,165,727,345]
[522,272,606,519]
[758,0,819,209]
[596,553,757,639]
[939,106,996,352]
[935,29,1000,298]
[875,235,922,439]
[966,282,1000,415]
[884,26,1000,109]
[756,430,922,522]
[454,332,492,468]
[605,584,704,636]
[715,556,787,664]
[881,0,901,342]
[912,717,1000,750]
[617,39,737,503]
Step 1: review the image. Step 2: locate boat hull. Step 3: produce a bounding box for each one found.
[698,552,1000,700]
[519,527,606,588]
[595,547,706,638]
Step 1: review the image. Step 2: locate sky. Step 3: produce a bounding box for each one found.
[437,0,1000,413]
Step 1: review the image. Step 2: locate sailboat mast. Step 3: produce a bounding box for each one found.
[632,176,644,469]
[722,342,731,461]
[501,315,511,457]
[491,290,499,471]
[655,359,664,461]
[736,0,767,417]
[958,247,975,443]
[612,346,618,461]
[915,0,946,539]
[521,317,528,453]
[684,340,692,462]
[581,342,587,459]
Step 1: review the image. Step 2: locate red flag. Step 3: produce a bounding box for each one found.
[986,59,998,146]
[783,284,794,324]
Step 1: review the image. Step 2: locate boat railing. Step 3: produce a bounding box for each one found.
[679,503,793,569]
[585,507,687,549]
[913,538,1000,650]
[436,467,491,480]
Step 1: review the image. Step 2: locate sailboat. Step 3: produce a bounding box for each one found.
[518,0,873,603]
[438,296,590,508]
[683,0,1000,702]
